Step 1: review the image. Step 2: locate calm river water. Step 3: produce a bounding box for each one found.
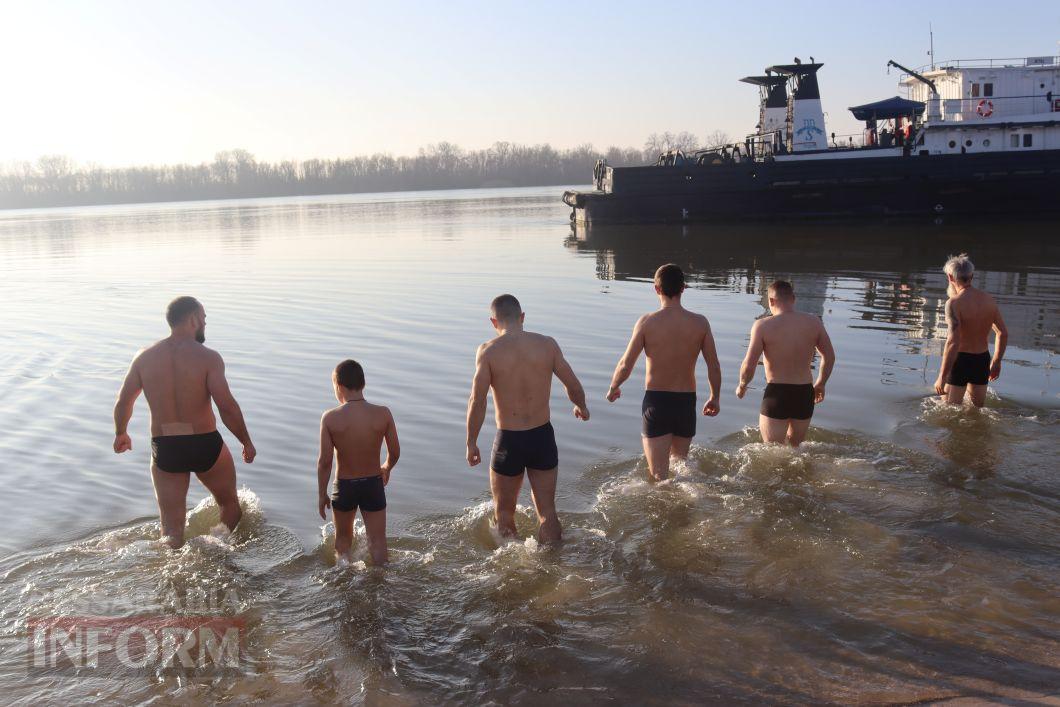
[0,187,1057,704]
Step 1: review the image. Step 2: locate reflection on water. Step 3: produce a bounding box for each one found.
[567,219,1060,353]
[0,189,1057,703]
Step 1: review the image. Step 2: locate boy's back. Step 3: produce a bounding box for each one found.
[323,401,393,478]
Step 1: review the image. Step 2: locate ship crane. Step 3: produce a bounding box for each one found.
[887,59,940,121]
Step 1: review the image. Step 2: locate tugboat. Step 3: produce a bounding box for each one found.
[563,55,1060,224]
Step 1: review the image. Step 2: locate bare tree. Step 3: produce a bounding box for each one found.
[701,130,732,149]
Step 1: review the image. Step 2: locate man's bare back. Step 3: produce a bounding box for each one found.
[948,287,1002,354]
[134,338,224,436]
[755,311,823,385]
[639,307,712,392]
[478,330,563,430]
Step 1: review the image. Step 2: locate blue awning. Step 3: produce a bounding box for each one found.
[848,96,925,121]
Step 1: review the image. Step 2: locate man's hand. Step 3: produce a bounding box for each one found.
[989,358,1002,381]
[242,441,257,464]
[382,465,392,486]
[318,493,330,520]
[113,433,132,454]
[606,386,621,403]
[934,376,947,396]
[467,442,481,467]
[813,382,826,404]
[703,397,720,417]
[574,404,590,421]
[735,383,748,399]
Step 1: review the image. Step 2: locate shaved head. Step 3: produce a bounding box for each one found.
[490,294,522,322]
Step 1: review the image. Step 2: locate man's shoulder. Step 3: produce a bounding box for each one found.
[368,402,392,418]
[684,309,709,328]
[521,330,558,350]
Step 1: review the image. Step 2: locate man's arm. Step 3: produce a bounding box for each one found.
[934,299,960,395]
[206,354,256,463]
[607,316,646,402]
[813,321,836,403]
[381,409,400,485]
[990,304,1008,381]
[113,355,143,453]
[466,345,491,466]
[317,414,334,519]
[553,338,590,421]
[735,321,764,399]
[701,319,722,416]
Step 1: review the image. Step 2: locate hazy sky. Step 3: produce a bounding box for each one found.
[2,0,1057,166]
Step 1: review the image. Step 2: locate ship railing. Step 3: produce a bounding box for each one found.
[908,56,1059,73]
[937,93,1060,120]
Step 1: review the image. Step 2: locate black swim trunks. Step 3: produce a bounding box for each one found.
[331,475,387,513]
[491,422,559,477]
[760,383,815,421]
[948,351,991,387]
[151,430,224,474]
[641,390,697,438]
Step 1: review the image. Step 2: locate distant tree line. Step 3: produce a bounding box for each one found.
[0,131,730,209]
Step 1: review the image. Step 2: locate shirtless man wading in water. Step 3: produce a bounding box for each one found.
[606,264,722,481]
[113,296,255,548]
[934,253,1008,407]
[736,280,835,447]
[466,294,589,544]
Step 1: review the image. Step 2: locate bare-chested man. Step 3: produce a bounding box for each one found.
[933,253,1008,407]
[736,280,835,447]
[317,359,399,566]
[113,296,255,548]
[606,264,721,481]
[466,294,589,544]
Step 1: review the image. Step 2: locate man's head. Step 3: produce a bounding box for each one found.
[333,359,365,401]
[943,253,975,286]
[767,280,795,312]
[654,264,685,299]
[165,296,205,342]
[490,294,524,331]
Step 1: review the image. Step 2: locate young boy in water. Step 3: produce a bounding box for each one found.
[317,359,399,566]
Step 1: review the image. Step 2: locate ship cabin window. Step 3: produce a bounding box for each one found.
[948,140,957,149]
[983,83,994,97]
[971,82,980,97]
[1023,133,1033,147]
[1010,133,1020,148]
[964,139,973,147]
[983,139,991,147]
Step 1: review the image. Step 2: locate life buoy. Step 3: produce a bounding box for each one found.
[976,99,994,118]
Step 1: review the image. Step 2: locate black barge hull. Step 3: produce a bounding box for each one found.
[563,150,1060,225]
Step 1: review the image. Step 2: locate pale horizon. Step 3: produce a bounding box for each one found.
[2,0,1058,168]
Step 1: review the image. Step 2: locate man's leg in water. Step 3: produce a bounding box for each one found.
[361,509,388,566]
[490,470,523,539]
[642,434,673,481]
[526,467,561,544]
[759,415,789,444]
[786,419,812,447]
[944,384,966,406]
[670,436,692,460]
[332,509,355,563]
[151,464,190,548]
[195,445,242,532]
[967,384,988,408]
